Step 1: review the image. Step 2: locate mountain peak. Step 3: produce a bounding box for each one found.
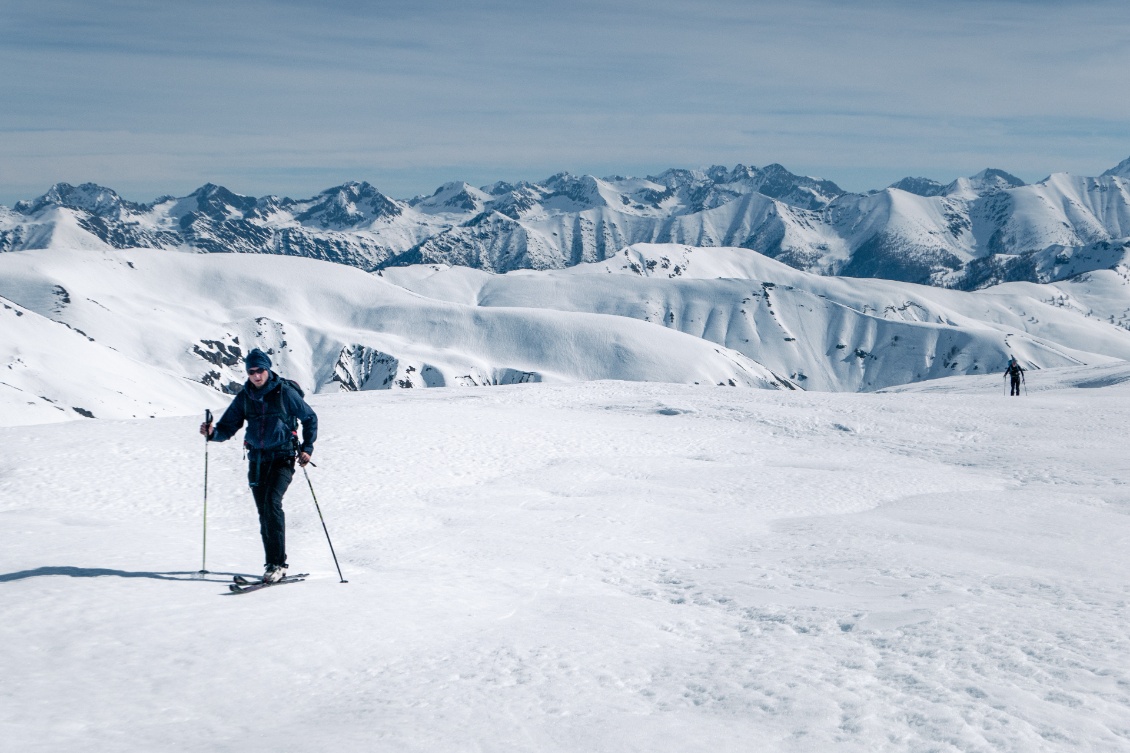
[709,164,737,182]
[317,180,386,200]
[1101,156,1130,180]
[647,167,710,189]
[748,164,845,209]
[888,177,946,197]
[542,173,607,208]
[409,181,489,214]
[970,168,1026,188]
[15,182,135,217]
[759,163,793,177]
[944,169,1026,198]
[186,184,258,219]
[295,181,401,227]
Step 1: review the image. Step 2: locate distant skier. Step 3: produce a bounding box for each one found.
[1004,356,1025,396]
[199,348,317,583]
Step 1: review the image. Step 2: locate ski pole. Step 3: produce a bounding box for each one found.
[302,464,348,583]
[200,409,212,575]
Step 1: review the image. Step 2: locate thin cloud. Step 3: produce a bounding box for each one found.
[1,0,1128,205]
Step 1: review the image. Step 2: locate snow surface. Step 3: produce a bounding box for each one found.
[1,375,1128,751]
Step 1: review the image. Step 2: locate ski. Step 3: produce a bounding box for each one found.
[232,572,308,585]
[228,577,306,594]
[228,573,308,594]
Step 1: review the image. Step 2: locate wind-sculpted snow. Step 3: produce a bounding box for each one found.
[0,247,794,424]
[384,244,1130,392]
[2,379,1129,750]
[4,158,1129,288]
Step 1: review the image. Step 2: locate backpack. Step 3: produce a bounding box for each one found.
[242,377,305,450]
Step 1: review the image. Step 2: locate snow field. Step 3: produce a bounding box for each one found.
[1,378,1128,751]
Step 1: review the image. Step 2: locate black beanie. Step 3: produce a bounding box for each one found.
[246,348,272,371]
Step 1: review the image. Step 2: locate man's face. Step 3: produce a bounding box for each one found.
[247,367,269,388]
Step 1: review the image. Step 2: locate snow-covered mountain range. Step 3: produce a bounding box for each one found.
[6,238,1130,425]
[3,158,1129,288]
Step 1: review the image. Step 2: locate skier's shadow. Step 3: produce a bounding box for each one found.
[0,566,249,583]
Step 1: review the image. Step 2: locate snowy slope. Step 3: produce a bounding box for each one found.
[825,188,973,282]
[6,238,1130,426]
[5,236,1130,427]
[0,247,793,423]
[382,244,1130,391]
[1,377,1128,751]
[972,173,1130,256]
[0,295,217,426]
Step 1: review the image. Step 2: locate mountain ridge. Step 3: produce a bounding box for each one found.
[3,158,1129,290]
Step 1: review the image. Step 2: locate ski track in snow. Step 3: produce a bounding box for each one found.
[1,380,1129,752]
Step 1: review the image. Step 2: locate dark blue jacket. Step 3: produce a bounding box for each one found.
[211,372,317,457]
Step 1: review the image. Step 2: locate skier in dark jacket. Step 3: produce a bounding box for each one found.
[1004,356,1025,396]
[199,348,317,583]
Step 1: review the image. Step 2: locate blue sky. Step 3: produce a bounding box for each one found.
[2,0,1128,206]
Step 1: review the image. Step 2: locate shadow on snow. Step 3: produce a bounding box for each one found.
[0,566,251,583]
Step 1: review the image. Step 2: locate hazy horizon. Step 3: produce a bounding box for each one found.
[3,0,1128,208]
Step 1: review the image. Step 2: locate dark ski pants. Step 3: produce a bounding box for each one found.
[248,454,295,568]
[1010,377,1022,396]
